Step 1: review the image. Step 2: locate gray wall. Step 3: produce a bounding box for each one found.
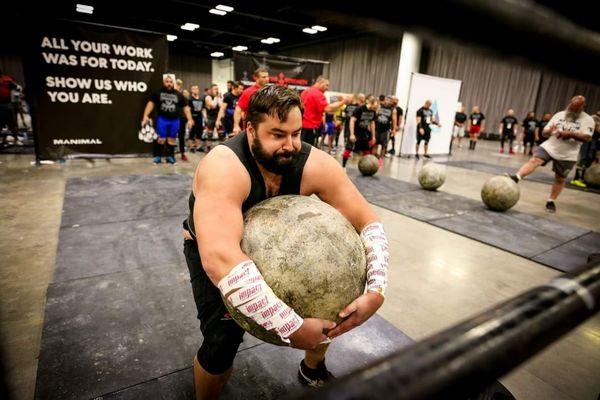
[426,42,600,130]
[280,34,402,97]
[168,53,212,92]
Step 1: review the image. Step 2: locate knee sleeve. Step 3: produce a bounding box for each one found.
[197,325,244,375]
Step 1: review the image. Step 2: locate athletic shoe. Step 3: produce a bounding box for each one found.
[298,360,335,388]
[570,179,587,188]
[424,154,431,159]
[545,201,556,213]
[153,156,161,164]
[415,154,420,160]
[190,147,196,153]
[505,173,519,183]
[499,148,504,154]
[509,149,515,155]
[166,156,177,165]
[388,149,396,155]
[378,158,383,167]
[181,153,189,162]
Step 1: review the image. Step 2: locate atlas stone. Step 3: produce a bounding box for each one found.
[418,163,446,191]
[583,164,600,187]
[358,155,379,176]
[224,195,367,345]
[481,175,520,211]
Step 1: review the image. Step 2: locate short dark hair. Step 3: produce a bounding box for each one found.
[254,67,269,77]
[227,80,235,85]
[234,80,244,88]
[378,94,385,102]
[247,85,303,130]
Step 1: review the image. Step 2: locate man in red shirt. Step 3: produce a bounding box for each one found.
[300,76,348,147]
[232,67,270,135]
[0,69,19,135]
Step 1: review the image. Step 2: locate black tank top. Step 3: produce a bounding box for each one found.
[185,131,312,239]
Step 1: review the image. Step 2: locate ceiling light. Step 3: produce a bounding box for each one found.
[268,37,280,43]
[209,9,227,16]
[211,52,225,57]
[181,23,199,31]
[302,28,317,34]
[76,4,94,14]
[232,45,248,51]
[261,39,273,44]
[167,35,178,41]
[312,25,327,32]
[215,5,234,12]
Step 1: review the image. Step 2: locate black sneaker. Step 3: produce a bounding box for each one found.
[424,154,431,159]
[298,360,335,388]
[505,173,519,184]
[415,154,420,160]
[546,201,556,213]
[190,147,196,153]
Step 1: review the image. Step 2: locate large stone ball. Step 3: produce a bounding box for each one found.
[358,155,379,176]
[583,164,600,187]
[224,195,367,346]
[481,176,520,211]
[418,163,446,191]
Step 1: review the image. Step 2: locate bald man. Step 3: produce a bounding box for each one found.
[509,96,594,213]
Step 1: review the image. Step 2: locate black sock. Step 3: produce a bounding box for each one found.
[153,141,163,157]
[472,141,477,149]
[342,157,349,167]
[166,144,175,158]
[573,168,582,180]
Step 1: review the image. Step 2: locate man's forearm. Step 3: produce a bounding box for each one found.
[234,106,242,127]
[184,107,192,122]
[324,100,345,113]
[566,131,592,142]
[143,102,154,118]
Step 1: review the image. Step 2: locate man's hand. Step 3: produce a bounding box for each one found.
[232,125,241,135]
[187,119,194,130]
[349,134,356,143]
[327,292,384,339]
[141,116,149,126]
[418,127,424,135]
[557,130,572,140]
[289,318,336,350]
[215,119,222,130]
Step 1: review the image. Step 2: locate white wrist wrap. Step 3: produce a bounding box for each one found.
[218,260,303,342]
[360,222,389,297]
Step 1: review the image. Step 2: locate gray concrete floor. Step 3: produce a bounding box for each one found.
[0,139,599,400]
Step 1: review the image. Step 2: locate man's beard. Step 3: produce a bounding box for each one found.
[251,135,300,175]
[566,109,581,121]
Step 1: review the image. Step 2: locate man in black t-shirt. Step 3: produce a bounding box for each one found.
[452,106,467,150]
[342,93,365,146]
[202,84,220,152]
[187,85,205,154]
[537,113,552,146]
[521,111,538,156]
[467,106,485,150]
[216,81,244,139]
[498,109,519,154]
[142,75,193,164]
[388,96,403,155]
[416,100,438,159]
[375,95,397,165]
[342,97,377,167]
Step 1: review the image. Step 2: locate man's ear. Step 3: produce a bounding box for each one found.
[247,122,255,138]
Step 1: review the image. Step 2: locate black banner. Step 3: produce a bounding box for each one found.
[25,22,167,160]
[233,54,324,91]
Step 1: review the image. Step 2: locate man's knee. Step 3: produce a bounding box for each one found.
[529,157,544,167]
[555,174,566,184]
[167,137,177,146]
[197,333,243,375]
[157,138,166,144]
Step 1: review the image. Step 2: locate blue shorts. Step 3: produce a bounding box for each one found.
[322,121,335,136]
[156,116,180,139]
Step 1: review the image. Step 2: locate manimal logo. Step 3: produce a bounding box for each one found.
[53,138,103,145]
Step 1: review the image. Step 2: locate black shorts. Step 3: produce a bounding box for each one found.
[501,131,515,141]
[345,137,371,153]
[189,119,203,140]
[205,118,217,131]
[524,132,536,145]
[183,238,245,374]
[416,129,431,144]
[301,128,319,147]
[222,118,234,135]
[375,130,389,146]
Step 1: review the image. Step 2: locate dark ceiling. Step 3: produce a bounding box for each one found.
[2,0,599,82]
